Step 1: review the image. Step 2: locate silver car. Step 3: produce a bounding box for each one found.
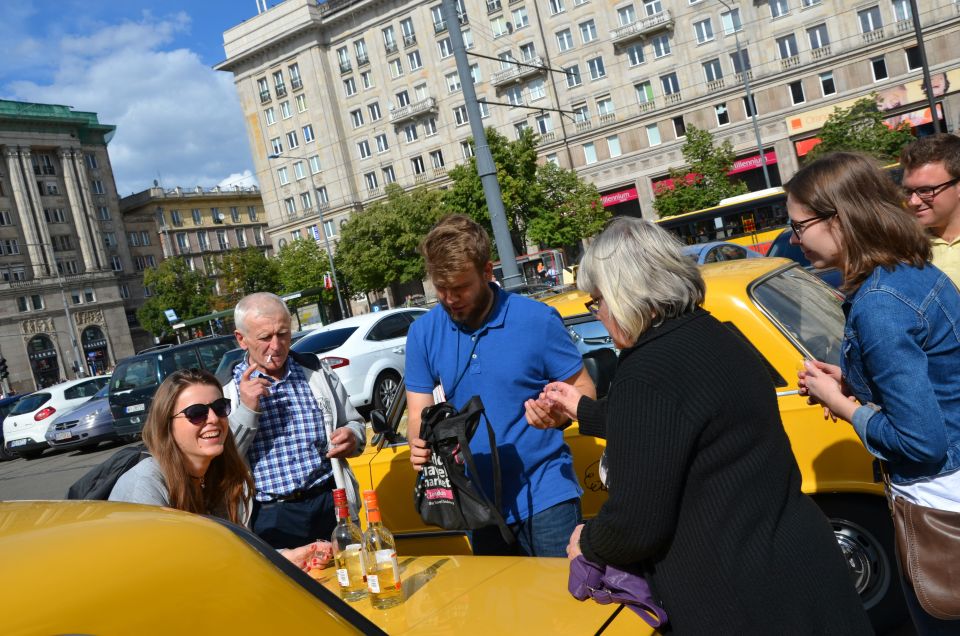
[45,383,117,451]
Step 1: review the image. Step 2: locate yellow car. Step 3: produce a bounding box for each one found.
[348,259,904,632]
[0,500,652,635]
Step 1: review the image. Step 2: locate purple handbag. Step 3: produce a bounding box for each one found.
[568,555,668,628]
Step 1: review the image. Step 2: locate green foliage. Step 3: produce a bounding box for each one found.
[137,257,215,337]
[274,237,341,315]
[807,97,915,162]
[527,161,607,248]
[336,183,447,294]
[653,126,748,218]
[216,248,280,309]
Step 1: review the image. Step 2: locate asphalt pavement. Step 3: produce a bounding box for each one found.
[0,439,133,500]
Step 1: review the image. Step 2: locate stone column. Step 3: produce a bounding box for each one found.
[59,148,100,271]
[5,147,49,278]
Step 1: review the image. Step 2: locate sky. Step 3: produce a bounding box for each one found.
[0,0,274,196]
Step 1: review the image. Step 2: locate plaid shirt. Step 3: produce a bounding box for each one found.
[233,358,332,502]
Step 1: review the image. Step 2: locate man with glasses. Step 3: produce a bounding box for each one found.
[900,134,960,284]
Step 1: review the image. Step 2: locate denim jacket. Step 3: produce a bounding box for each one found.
[841,263,960,485]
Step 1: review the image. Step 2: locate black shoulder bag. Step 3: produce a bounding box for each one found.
[413,396,515,545]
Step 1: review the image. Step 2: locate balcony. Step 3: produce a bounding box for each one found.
[259,90,272,104]
[357,53,369,67]
[414,173,428,184]
[811,45,831,60]
[538,131,556,143]
[491,55,545,86]
[275,84,287,98]
[610,10,673,47]
[389,96,438,124]
[385,40,399,54]
[433,20,447,34]
[599,112,617,124]
[638,100,655,113]
[780,55,800,71]
[433,166,448,177]
[291,77,303,91]
[665,92,682,105]
[735,70,753,84]
[339,60,352,74]
[575,120,592,133]
[487,0,502,14]
[365,187,383,199]
[896,18,913,33]
[706,78,725,92]
[862,28,885,44]
[404,34,417,47]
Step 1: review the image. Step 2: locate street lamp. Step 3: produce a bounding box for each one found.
[267,152,349,319]
[717,0,772,190]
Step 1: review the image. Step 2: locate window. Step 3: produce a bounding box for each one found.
[176,232,189,252]
[375,133,389,153]
[635,80,654,103]
[536,113,553,134]
[651,34,670,58]
[573,103,589,123]
[579,20,597,43]
[236,229,247,248]
[463,29,474,49]
[408,50,423,70]
[265,107,276,125]
[587,56,606,80]
[777,34,798,59]
[820,71,836,96]
[597,97,614,116]
[491,16,508,38]
[514,121,531,139]
[278,167,289,185]
[344,78,357,96]
[892,0,910,22]
[258,77,270,102]
[111,255,123,271]
[557,29,574,52]
[905,46,921,71]
[85,153,99,170]
[396,90,410,108]
[317,187,329,204]
[141,231,151,245]
[470,63,481,84]
[286,130,299,149]
[769,0,788,18]
[135,256,146,272]
[858,6,882,33]
[389,58,403,78]
[549,0,564,15]
[743,94,758,117]
[17,294,44,312]
[192,208,203,225]
[368,102,382,121]
[361,71,373,89]
[323,220,336,239]
[271,137,283,155]
[730,49,751,74]
[358,140,372,158]
[217,230,229,250]
[98,206,111,220]
[411,156,426,175]
[646,124,661,146]
[693,18,713,44]
[404,123,419,142]
[583,142,597,165]
[44,208,65,223]
[289,63,302,89]
[438,38,454,58]
[871,57,888,81]
[807,24,829,49]
[351,109,364,128]
[512,7,529,28]
[273,70,287,95]
[364,172,379,191]
[506,85,524,106]
[414,84,428,101]
[660,72,680,95]
[53,234,72,251]
[198,231,209,251]
[309,155,321,174]
[673,116,686,138]
[382,26,396,51]
[0,210,10,226]
[431,5,446,30]
[618,5,636,25]
[703,59,723,82]
[400,17,416,43]
[430,150,445,169]
[519,42,537,61]
[248,206,258,221]
[625,43,644,66]
[280,101,291,119]
[354,38,368,66]
[294,161,306,180]
[715,103,730,126]
[302,125,315,143]
[382,165,396,183]
[498,51,515,70]
[120,284,129,299]
[565,64,582,87]
[283,198,296,216]
[529,78,546,100]
[424,117,438,136]
[91,180,105,195]
[607,135,622,158]
[454,105,469,125]
[721,8,741,34]
[643,0,662,15]
[2,238,20,255]
[802,0,821,5]
[171,209,183,226]
[789,80,805,104]
[447,72,462,93]
[479,101,490,118]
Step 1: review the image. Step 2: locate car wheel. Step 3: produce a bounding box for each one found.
[814,495,908,633]
[19,449,44,460]
[0,442,15,462]
[372,370,402,412]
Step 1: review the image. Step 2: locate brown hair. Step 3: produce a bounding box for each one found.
[899,133,960,178]
[142,369,253,524]
[420,214,491,285]
[783,152,931,292]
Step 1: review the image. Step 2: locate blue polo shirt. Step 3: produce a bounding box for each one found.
[405,284,584,524]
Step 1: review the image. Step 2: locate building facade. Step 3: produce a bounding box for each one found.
[0,100,136,393]
[218,0,960,240]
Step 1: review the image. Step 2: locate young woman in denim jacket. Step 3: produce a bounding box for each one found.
[791,152,960,635]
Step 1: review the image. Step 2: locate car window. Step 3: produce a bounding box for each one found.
[0,399,23,420]
[751,267,844,365]
[172,348,201,371]
[198,340,234,371]
[717,245,746,261]
[10,393,51,415]
[292,327,358,354]
[564,316,616,355]
[112,359,159,391]
[367,314,412,341]
[93,384,110,399]
[64,380,104,400]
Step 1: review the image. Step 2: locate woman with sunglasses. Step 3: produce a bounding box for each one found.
[792,153,960,634]
[110,369,330,570]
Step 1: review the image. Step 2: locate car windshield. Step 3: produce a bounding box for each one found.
[751,266,844,365]
[112,358,159,391]
[767,230,812,268]
[291,327,358,354]
[93,384,110,399]
[10,393,51,415]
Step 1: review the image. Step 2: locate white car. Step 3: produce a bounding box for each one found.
[291,308,426,412]
[3,376,110,459]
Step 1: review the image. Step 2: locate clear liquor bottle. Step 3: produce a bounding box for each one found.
[330,488,367,602]
[361,489,403,609]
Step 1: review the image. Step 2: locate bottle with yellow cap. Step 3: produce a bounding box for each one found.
[331,487,367,602]
[361,489,403,609]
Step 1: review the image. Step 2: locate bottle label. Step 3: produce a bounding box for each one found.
[367,574,381,593]
[375,548,400,589]
[337,568,350,587]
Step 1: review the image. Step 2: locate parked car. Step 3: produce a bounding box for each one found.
[766,227,843,289]
[681,240,763,264]
[351,259,904,632]
[45,382,117,451]
[291,308,427,412]
[3,376,110,459]
[214,330,312,385]
[109,335,235,438]
[0,394,30,462]
[0,500,652,635]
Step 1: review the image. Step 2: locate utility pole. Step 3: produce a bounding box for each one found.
[441,0,523,290]
[908,0,942,134]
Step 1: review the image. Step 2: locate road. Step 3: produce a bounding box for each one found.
[0,440,133,500]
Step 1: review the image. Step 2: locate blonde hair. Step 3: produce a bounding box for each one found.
[420,214,491,285]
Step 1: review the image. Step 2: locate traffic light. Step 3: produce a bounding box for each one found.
[0,357,8,380]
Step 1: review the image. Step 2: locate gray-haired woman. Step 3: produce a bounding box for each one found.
[539,217,870,634]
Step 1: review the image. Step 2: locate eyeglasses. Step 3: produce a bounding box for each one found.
[789,213,836,240]
[584,296,602,315]
[174,398,232,425]
[901,177,960,203]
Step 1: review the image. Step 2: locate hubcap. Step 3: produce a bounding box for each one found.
[830,518,888,609]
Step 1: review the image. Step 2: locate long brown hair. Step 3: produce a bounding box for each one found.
[783,152,930,292]
[142,369,252,524]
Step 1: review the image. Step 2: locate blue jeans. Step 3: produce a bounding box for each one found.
[470,498,581,557]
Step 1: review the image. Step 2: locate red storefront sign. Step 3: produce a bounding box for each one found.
[601,187,639,207]
[727,151,778,175]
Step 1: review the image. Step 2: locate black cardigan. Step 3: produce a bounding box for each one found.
[577,309,871,635]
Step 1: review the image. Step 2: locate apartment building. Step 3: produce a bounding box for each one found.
[218,0,960,239]
[0,99,136,393]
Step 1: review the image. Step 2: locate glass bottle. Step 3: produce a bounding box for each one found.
[330,488,367,602]
[361,489,403,609]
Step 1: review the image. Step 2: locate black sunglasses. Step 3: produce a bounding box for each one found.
[175,398,232,425]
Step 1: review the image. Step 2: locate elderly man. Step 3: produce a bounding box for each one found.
[223,292,365,549]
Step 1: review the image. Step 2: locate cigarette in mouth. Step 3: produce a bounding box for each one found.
[266,354,273,363]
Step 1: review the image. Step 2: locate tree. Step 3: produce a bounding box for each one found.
[807,97,915,162]
[526,161,607,249]
[274,238,343,321]
[216,248,280,309]
[137,257,215,337]
[336,183,447,294]
[653,126,748,218]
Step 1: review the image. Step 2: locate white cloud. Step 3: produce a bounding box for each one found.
[218,170,259,189]
[3,13,253,197]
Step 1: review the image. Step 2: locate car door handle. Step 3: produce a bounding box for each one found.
[392,347,405,354]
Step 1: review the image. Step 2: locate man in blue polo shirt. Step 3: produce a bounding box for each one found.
[405,215,595,557]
